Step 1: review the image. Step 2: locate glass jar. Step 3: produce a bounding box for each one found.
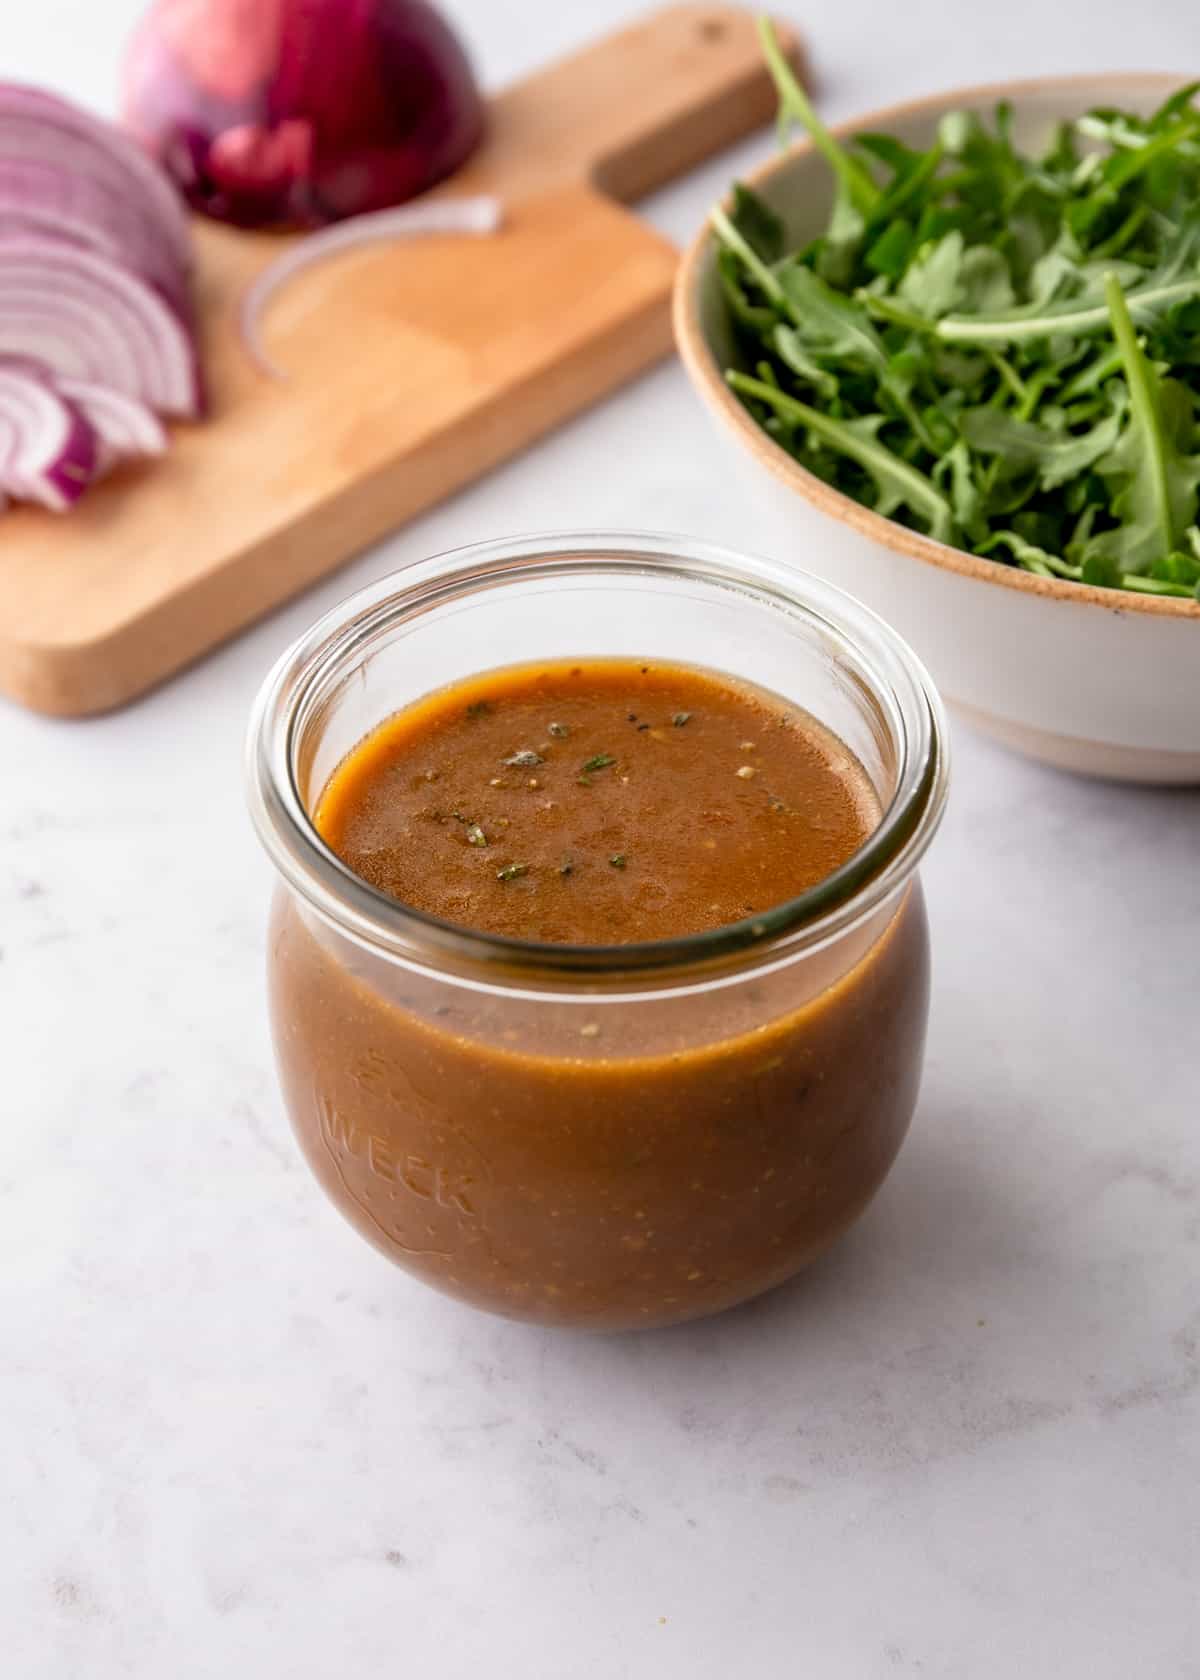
[247,533,948,1329]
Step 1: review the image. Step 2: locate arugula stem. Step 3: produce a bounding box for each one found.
[1076,114,1147,151]
[988,535,1081,579]
[1091,202,1149,259]
[1107,117,1200,191]
[709,206,786,309]
[1016,365,1060,421]
[727,371,952,535]
[876,142,944,222]
[1037,553,1083,579]
[756,17,878,215]
[1104,271,1178,555]
[1060,346,1124,401]
[893,392,939,454]
[985,350,1027,404]
[937,276,1200,344]
[1118,573,1196,597]
[857,290,935,334]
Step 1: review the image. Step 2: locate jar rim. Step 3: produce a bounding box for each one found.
[246,531,949,992]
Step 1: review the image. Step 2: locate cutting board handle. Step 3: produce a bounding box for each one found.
[482,5,803,203]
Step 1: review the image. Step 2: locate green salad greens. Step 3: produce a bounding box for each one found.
[713,20,1200,600]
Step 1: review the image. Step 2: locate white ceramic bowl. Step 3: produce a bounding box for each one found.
[675,74,1200,782]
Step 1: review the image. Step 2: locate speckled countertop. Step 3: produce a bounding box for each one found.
[3,2,1198,1674]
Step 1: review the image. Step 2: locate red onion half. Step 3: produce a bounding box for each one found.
[123,0,484,229]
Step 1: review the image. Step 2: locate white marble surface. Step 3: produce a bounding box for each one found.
[3,2,1199,1674]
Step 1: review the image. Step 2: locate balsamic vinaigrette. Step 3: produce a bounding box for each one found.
[315,658,880,944]
[270,653,932,1328]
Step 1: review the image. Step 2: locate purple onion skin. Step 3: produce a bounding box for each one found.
[41,397,98,508]
[122,0,485,230]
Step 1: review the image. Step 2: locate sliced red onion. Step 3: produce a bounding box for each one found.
[0,83,193,280]
[0,364,97,511]
[0,86,201,518]
[54,376,167,471]
[0,235,201,417]
[0,351,48,381]
[0,158,190,312]
[0,356,167,473]
[240,195,502,375]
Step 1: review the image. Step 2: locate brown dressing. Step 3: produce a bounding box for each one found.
[315,659,877,944]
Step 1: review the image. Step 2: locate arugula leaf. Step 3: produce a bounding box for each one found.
[956,247,1017,312]
[717,248,776,334]
[959,397,1126,490]
[775,262,889,364]
[729,182,785,263]
[773,325,839,396]
[865,219,915,280]
[984,530,1078,578]
[726,372,955,541]
[814,188,867,288]
[1149,82,1200,128]
[773,264,939,443]
[934,440,986,539]
[899,231,967,316]
[709,204,786,311]
[860,135,947,234]
[854,133,924,176]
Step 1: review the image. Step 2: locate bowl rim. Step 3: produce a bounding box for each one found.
[674,69,1200,622]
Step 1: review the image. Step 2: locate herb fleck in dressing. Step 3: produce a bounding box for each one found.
[315,658,878,944]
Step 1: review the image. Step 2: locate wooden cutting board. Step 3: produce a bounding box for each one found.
[0,4,801,716]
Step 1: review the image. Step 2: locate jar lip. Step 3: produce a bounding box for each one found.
[246,531,949,988]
